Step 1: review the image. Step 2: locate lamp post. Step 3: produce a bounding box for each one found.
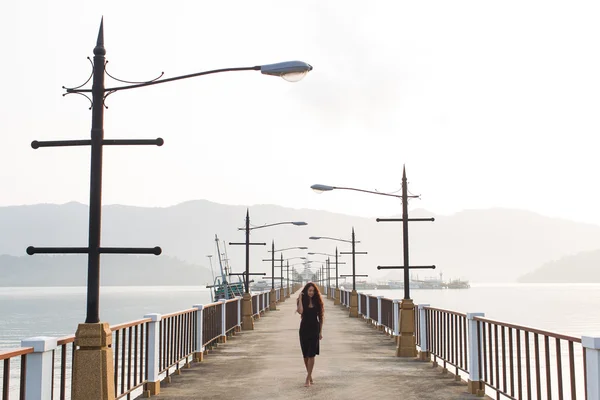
[308,250,346,304]
[27,20,312,400]
[311,166,436,357]
[310,230,366,317]
[263,243,306,310]
[230,211,306,330]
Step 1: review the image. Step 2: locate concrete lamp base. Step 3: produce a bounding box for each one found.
[71,322,115,400]
[349,290,359,318]
[241,293,254,331]
[396,299,417,357]
[334,288,341,305]
[269,288,277,311]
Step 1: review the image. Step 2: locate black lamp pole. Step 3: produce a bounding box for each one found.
[335,247,339,289]
[271,241,275,290]
[352,228,356,291]
[246,210,250,292]
[280,253,284,289]
[27,21,162,324]
[286,261,290,293]
[86,26,106,324]
[229,210,267,293]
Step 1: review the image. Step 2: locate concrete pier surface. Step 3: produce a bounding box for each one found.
[143,292,479,400]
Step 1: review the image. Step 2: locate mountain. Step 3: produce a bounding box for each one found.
[517,249,600,283]
[0,254,213,287]
[2,200,600,284]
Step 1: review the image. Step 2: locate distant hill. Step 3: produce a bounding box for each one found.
[0,254,213,287]
[518,249,600,283]
[2,201,600,284]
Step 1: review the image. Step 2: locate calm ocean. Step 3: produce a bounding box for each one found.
[2,283,599,349]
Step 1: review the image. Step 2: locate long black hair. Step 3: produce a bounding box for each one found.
[301,282,324,321]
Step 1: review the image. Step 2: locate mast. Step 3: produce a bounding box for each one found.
[215,235,229,299]
[207,255,215,283]
[222,240,231,276]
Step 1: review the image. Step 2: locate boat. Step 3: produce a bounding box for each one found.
[250,280,270,292]
[206,235,245,302]
[413,273,445,290]
[446,279,470,289]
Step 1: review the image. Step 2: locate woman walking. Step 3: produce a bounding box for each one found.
[296,282,324,387]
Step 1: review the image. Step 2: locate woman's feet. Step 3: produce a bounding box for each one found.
[310,377,314,384]
[304,377,311,387]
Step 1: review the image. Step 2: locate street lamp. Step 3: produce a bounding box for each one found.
[229,210,306,330]
[308,251,345,301]
[262,242,306,309]
[27,19,311,400]
[311,167,436,358]
[231,212,307,294]
[310,229,366,317]
[268,246,308,252]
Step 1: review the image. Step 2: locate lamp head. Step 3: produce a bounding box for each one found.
[309,236,321,240]
[292,221,308,226]
[260,61,312,82]
[311,184,335,194]
[298,246,308,249]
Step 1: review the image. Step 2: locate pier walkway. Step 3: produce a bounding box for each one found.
[147,293,477,400]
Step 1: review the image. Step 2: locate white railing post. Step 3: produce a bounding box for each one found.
[358,293,362,315]
[366,295,370,321]
[417,304,430,361]
[21,336,57,400]
[143,313,162,396]
[467,312,485,396]
[377,296,383,328]
[582,336,600,399]
[237,297,242,329]
[393,299,400,337]
[219,299,227,342]
[192,306,204,360]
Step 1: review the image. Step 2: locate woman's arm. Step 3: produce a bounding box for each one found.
[319,317,323,340]
[296,293,303,315]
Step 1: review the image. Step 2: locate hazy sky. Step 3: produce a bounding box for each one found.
[2,1,600,224]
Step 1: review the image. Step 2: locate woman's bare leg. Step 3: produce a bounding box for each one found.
[303,357,309,372]
[307,357,315,383]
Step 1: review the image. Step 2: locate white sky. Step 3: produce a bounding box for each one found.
[1,1,600,223]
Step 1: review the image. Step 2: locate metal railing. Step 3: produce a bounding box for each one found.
[112,319,151,400]
[380,298,394,332]
[202,302,222,348]
[53,336,75,400]
[426,308,469,376]
[474,317,586,400]
[0,347,30,400]
[225,299,239,334]
[330,293,594,399]
[360,293,366,315]
[1,290,294,400]
[369,295,378,322]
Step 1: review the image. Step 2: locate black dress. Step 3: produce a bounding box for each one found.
[299,305,320,358]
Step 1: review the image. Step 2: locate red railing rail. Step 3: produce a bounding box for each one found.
[0,347,32,400]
